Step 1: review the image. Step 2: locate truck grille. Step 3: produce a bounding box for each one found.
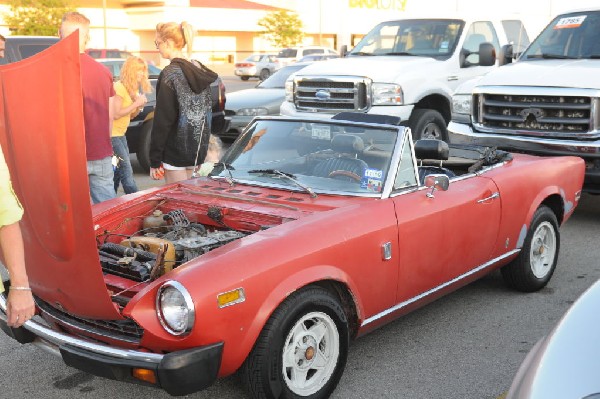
[473,87,600,140]
[294,76,371,112]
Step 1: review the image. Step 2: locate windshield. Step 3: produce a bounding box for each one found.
[350,19,463,58]
[258,64,310,89]
[212,118,401,196]
[522,11,600,60]
[277,48,297,58]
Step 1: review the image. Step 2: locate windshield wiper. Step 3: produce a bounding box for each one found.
[526,53,577,60]
[349,51,375,56]
[381,52,418,56]
[211,162,236,186]
[248,169,317,198]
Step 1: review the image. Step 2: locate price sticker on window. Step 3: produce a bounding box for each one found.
[311,125,331,140]
[554,15,586,29]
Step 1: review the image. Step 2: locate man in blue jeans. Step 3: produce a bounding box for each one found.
[60,12,116,203]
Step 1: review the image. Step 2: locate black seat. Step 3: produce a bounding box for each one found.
[313,134,369,182]
[414,139,455,184]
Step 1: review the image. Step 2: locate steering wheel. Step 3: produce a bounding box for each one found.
[328,170,362,182]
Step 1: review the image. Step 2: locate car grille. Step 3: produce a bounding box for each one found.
[294,76,371,112]
[473,87,600,140]
[37,298,144,344]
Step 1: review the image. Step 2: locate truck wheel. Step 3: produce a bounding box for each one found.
[501,205,560,292]
[259,69,271,81]
[241,286,349,399]
[241,76,250,81]
[136,121,152,173]
[409,109,447,141]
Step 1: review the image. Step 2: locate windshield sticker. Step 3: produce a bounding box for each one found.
[361,168,384,193]
[311,125,331,140]
[440,41,449,50]
[554,15,586,29]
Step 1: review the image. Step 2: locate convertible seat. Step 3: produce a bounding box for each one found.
[414,139,455,184]
[313,134,369,181]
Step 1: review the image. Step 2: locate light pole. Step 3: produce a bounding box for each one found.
[102,0,107,48]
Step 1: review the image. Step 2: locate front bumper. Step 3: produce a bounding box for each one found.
[0,294,222,396]
[448,121,600,193]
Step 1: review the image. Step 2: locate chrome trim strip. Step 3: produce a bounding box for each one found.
[0,294,163,363]
[361,249,520,327]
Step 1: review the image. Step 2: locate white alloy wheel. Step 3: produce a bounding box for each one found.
[529,221,557,279]
[282,311,340,396]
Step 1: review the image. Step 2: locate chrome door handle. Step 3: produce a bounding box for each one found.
[447,75,459,81]
[477,192,500,203]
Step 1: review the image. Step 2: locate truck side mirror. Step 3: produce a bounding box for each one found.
[499,44,514,65]
[478,42,496,66]
[340,45,348,57]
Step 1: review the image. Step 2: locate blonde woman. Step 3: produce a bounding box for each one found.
[112,56,150,194]
[149,21,218,183]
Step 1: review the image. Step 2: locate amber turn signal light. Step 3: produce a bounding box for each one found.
[132,368,157,384]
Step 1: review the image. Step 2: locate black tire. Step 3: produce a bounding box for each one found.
[259,69,271,81]
[408,108,447,141]
[501,205,560,292]
[241,76,250,81]
[136,121,152,173]
[241,286,349,399]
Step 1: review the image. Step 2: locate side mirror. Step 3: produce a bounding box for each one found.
[340,45,348,57]
[424,174,450,198]
[478,42,496,66]
[499,44,514,65]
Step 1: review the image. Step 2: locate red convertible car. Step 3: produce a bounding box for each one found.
[0,36,585,398]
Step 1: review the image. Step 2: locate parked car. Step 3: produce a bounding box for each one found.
[0,39,586,397]
[234,53,280,80]
[0,35,58,65]
[223,62,313,140]
[86,48,133,59]
[298,53,340,62]
[97,58,228,172]
[507,278,600,399]
[277,45,338,65]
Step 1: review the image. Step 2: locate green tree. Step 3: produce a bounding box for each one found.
[257,10,304,48]
[4,0,73,36]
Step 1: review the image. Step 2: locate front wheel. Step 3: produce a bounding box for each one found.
[408,108,447,141]
[501,205,560,292]
[241,286,349,399]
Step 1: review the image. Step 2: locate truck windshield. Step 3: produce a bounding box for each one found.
[522,11,600,60]
[349,19,463,58]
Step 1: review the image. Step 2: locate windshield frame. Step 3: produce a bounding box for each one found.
[211,116,408,198]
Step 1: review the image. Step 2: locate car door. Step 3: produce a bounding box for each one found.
[391,175,501,302]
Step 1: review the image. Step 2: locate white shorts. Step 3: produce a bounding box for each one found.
[162,162,195,171]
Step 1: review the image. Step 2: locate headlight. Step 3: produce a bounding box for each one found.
[372,83,403,105]
[285,79,294,102]
[156,281,195,336]
[236,107,268,116]
[452,94,472,115]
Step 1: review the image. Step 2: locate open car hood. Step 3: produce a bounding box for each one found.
[0,34,121,319]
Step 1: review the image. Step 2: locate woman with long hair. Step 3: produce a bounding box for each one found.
[112,56,150,194]
[149,21,218,183]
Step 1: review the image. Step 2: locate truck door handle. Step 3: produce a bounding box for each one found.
[447,75,459,81]
[477,192,500,203]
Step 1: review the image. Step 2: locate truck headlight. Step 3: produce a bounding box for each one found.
[372,83,403,105]
[236,107,268,116]
[285,79,294,102]
[156,281,194,336]
[451,94,473,123]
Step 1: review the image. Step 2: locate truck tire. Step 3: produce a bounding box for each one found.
[136,121,153,173]
[409,109,447,141]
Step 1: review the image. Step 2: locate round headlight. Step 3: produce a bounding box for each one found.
[156,281,195,336]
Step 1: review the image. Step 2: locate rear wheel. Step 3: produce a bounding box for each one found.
[409,108,447,141]
[259,69,271,81]
[136,121,152,173]
[501,205,560,292]
[241,286,349,399]
[241,76,250,81]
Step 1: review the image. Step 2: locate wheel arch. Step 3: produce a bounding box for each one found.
[539,193,565,226]
[413,93,452,123]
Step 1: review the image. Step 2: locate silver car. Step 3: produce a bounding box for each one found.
[507,278,600,399]
[234,54,280,81]
[222,62,312,140]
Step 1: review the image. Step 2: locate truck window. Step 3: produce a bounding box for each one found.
[463,22,500,64]
[501,20,530,53]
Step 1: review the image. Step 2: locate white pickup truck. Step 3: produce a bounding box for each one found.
[448,8,600,193]
[281,16,530,140]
